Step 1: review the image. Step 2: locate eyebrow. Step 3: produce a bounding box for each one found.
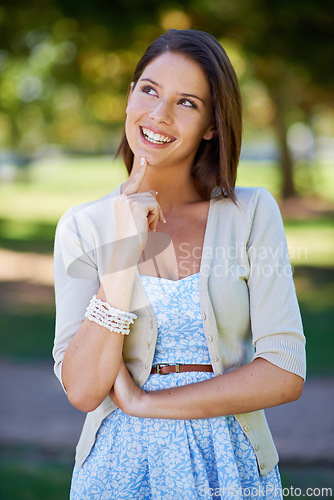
[139,78,205,104]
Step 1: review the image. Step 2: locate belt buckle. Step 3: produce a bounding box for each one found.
[156,363,180,374]
[156,363,169,375]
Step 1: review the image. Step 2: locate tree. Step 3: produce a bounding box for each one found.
[0,0,333,197]
[191,0,334,197]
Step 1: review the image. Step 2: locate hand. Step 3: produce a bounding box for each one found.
[109,359,145,415]
[114,157,165,253]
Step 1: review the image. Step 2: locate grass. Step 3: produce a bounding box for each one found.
[0,219,56,253]
[0,459,73,500]
[284,219,334,268]
[0,157,333,224]
[0,311,55,360]
[0,156,128,224]
[0,458,333,500]
[280,466,334,499]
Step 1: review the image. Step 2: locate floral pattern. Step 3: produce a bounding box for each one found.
[70,273,282,499]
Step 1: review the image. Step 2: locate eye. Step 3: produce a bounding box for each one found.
[141,85,158,96]
[178,98,198,109]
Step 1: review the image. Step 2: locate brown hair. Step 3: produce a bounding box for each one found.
[116,29,242,202]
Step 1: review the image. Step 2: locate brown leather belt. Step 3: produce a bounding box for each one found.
[151,363,213,375]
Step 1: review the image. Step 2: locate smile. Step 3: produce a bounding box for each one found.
[141,127,175,145]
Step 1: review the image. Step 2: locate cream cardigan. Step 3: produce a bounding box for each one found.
[53,183,306,474]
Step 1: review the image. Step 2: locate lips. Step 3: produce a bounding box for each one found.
[140,126,176,145]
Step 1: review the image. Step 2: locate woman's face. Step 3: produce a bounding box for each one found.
[125,52,214,170]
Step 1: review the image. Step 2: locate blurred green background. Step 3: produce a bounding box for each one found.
[0,0,333,499]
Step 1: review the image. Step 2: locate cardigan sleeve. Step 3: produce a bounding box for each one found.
[52,208,100,392]
[246,188,306,380]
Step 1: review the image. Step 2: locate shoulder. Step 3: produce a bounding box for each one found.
[56,183,123,231]
[212,186,279,217]
[54,184,124,273]
[235,186,278,210]
[209,187,283,246]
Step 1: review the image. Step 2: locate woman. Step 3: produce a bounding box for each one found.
[53,29,306,499]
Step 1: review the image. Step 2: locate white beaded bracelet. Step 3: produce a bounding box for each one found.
[85,295,137,335]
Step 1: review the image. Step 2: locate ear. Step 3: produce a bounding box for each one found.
[202,125,216,141]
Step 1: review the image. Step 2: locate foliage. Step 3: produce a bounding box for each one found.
[0,0,333,187]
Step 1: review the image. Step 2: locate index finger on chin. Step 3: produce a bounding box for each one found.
[122,158,147,196]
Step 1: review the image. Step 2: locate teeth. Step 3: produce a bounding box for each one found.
[142,127,172,144]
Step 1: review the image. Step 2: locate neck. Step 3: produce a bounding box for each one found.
[130,163,203,211]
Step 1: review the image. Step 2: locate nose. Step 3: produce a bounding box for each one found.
[148,100,172,124]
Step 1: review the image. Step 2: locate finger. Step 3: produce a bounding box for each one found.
[147,212,158,231]
[129,190,165,230]
[126,191,159,203]
[147,201,164,231]
[159,210,166,224]
[148,210,166,229]
[148,190,166,226]
[122,157,147,196]
[147,208,165,231]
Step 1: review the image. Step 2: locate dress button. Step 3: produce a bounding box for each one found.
[208,335,213,342]
[243,425,251,432]
[212,355,218,362]
[202,312,207,321]
[144,363,148,369]
[150,320,154,329]
[260,463,265,470]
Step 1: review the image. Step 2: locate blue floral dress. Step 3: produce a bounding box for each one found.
[70,273,283,500]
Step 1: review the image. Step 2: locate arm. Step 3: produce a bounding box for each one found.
[56,158,165,412]
[61,253,138,413]
[110,358,303,419]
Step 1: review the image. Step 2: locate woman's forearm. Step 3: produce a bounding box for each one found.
[61,160,163,413]
[127,358,304,419]
[62,244,139,413]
